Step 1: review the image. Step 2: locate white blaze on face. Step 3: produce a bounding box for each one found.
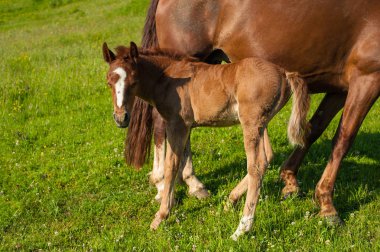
[113,67,127,108]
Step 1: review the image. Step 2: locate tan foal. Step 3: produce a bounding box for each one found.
[103,42,310,239]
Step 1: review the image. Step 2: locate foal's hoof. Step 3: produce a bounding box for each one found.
[148,172,155,185]
[324,214,344,226]
[230,216,254,241]
[223,199,236,212]
[230,232,241,241]
[148,172,163,186]
[154,193,162,203]
[150,216,164,230]
[190,188,210,199]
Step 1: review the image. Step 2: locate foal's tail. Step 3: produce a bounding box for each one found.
[125,0,159,169]
[286,72,310,147]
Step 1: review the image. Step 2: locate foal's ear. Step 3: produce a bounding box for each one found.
[102,42,116,63]
[129,41,139,63]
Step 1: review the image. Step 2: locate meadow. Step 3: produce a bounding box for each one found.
[0,0,379,250]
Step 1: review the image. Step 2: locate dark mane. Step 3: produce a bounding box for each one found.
[114,46,201,62]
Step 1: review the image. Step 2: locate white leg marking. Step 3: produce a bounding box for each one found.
[151,143,165,183]
[150,143,165,201]
[113,67,127,108]
[231,215,254,241]
[155,180,165,202]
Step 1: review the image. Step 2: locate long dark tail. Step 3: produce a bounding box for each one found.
[285,72,310,147]
[141,0,159,48]
[125,0,159,169]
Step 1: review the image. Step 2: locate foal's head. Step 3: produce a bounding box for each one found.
[102,42,140,128]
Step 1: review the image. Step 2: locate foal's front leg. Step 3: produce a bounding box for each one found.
[149,112,166,202]
[150,111,208,202]
[178,138,210,199]
[150,124,190,230]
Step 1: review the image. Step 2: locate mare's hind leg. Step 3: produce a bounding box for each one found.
[227,129,272,207]
[280,93,346,198]
[149,109,166,202]
[315,33,380,221]
[315,74,379,222]
[178,138,210,199]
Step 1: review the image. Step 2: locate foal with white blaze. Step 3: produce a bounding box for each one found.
[102,42,310,239]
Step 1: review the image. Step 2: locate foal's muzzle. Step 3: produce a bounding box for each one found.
[113,112,130,128]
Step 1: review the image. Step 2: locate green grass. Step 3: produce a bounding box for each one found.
[0,0,379,250]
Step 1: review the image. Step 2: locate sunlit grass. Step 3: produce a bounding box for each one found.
[0,0,379,250]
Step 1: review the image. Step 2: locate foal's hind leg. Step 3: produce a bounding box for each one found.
[315,74,379,222]
[263,129,273,163]
[178,138,210,199]
[280,93,346,198]
[231,125,268,240]
[227,129,272,207]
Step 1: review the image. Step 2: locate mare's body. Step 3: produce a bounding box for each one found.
[126,0,380,221]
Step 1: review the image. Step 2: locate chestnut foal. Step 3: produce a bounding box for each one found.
[102,42,310,239]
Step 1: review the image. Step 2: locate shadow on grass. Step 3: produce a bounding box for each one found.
[195,132,380,217]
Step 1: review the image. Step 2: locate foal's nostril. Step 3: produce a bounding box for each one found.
[113,112,129,128]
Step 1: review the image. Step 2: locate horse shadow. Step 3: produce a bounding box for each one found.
[191,131,380,217]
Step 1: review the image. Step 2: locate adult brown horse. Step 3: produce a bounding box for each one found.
[126,0,380,223]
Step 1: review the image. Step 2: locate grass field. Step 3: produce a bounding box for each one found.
[1,0,379,250]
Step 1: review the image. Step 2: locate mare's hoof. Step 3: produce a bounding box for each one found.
[190,188,210,199]
[281,186,300,200]
[324,214,344,226]
[282,191,300,200]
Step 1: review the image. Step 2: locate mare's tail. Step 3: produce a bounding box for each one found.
[125,0,159,169]
[141,0,159,48]
[285,72,310,147]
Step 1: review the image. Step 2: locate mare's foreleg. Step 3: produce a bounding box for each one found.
[315,72,379,223]
[150,123,190,230]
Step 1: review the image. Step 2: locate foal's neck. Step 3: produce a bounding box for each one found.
[136,55,190,102]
